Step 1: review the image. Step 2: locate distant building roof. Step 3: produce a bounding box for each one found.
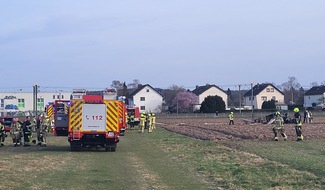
[305,86,325,95]
[128,84,164,98]
[192,85,226,96]
[243,83,284,97]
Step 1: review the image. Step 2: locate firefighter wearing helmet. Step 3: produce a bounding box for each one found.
[152,113,156,130]
[39,116,50,146]
[139,112,146,133]
[228,112,234,125]
[272,112,287,141]
[293,108,303,141]
[148,113,153,133]
[10,118,22,146]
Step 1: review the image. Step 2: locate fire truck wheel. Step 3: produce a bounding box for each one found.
[70,143,81,151]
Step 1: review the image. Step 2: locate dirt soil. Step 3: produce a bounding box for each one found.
[157,117,325,141]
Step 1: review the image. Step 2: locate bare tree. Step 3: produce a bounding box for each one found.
[310,82,319,87]
[111,80,124,90]
[163,85,186,112]
[281,76,303,105]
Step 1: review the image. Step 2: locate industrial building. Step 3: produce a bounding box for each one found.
[0,91,72,112]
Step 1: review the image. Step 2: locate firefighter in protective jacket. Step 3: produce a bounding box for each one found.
[0,119,6,146]
[293,108,303,141]
[139,112,146,133]
[228,112,234,125]
[10,118,22,146]
[39,116,50,146]
[272,112,287,141]
[21,116,32,146]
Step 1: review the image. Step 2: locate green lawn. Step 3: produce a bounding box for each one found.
[0,128,324,190]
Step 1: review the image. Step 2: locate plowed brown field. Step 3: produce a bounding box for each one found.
[158,116,325,141]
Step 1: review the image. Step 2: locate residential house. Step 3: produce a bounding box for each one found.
[127,84,164,113]
[192,84,228,111]
[243,83,284,109]
[304,85,325,108]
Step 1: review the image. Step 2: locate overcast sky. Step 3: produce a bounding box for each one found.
[1,0,324,92]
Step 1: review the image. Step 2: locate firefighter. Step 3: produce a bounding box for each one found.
[228,112,234,125]
[139,112,146,133]
[10,118,22,146]
[293,108,303,141]
[126,113,130,129]
[272,112,287,141]
[148,113,153,133]
[152,113,156,130]
[40,116,50,146]
[36,116,42,145]
[0,119,6,146]
[130,114,135,129]
[21,116,32,146]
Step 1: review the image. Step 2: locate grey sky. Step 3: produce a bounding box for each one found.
[1,0,324,91]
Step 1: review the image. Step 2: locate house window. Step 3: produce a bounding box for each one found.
[261,96,267,101]
[272,96,276,100]
[0,99,4,108]
[140,97,145,101]
[61,95,64,99]
[140,106,145,110]
[271,88,274,92]
[53,95,56,99]
[249,97,255,100]
[146,89,149,92]
[57,95,60,99]
[37,98,44,110]
[18,99,25,108]
[266,88,270,92]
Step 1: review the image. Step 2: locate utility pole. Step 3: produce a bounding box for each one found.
[250,82,254,120]
[33,84,38,116]
[238,84,241,115]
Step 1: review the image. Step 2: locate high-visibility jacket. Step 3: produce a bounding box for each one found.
[228,113,234,120]
[294,112,302,126]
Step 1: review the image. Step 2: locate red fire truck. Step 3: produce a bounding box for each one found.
[126,106,140,128]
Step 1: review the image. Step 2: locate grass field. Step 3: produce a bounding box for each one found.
[0,126,324,190]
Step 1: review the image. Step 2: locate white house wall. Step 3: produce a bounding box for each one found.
[255,87,284,109]
[132,87,163,113]
[304,94,325,107]
[198,87,228,109]
[244,85,284,109]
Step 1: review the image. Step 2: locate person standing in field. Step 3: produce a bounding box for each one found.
[21,116,32,146]
[293,108,303,141]
[228,112,234,125]
[139,112,146,133]
[10,118,22,146]
[308,110,313,123]
[0,119,6,146]
[152,113,156,130]
[272,112,287,141]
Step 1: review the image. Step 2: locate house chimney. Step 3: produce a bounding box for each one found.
[196,85,198,89]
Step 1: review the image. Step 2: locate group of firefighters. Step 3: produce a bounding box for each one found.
[272,107,304,142]
[127,112,156,133]
[0,115,51,147]
[228,107,305,141]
